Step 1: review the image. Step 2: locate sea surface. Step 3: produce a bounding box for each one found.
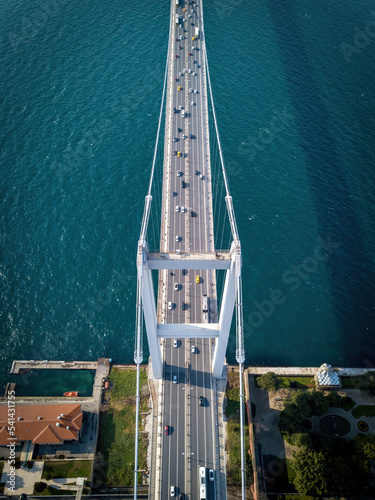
[1,0,375,390]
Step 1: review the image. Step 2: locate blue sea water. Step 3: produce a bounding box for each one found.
[1,0,375,389]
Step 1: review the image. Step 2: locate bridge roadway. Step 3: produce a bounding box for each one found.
[157,0,218,498]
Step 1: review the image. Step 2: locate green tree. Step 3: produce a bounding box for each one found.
[34,482,47,493]
[258,372,279,391]
[292,432,312,449]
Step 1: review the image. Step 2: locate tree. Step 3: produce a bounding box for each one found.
[258,372,279,391]
[34,482,47,493]
[292,432,312,449]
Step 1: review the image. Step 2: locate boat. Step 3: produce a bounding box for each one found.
[63,391,79,397]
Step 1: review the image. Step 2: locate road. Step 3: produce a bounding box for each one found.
[159,1,217,498]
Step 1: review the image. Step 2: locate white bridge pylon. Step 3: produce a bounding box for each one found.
[137,195,243,379]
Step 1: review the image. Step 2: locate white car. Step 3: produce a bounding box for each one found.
[189,88,193,93]
[173,375,177,384]
[182,134,187,139]
[194,89,199,94]
[209,469,214,482]
[173,338,178,347]
[173,137,177,142]
[170,485,175,496]
[188,68,192,73]
[177,170,181,176]
[181,206,185,212]
[191,345,196,353]
[174,283,179,290]
[168,302,172,310]
[176,235,180,242]
[176,205,180,212]
[191,101,195,106]
[179,104,183,110]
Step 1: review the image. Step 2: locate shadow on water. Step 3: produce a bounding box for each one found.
[267,0,375,366]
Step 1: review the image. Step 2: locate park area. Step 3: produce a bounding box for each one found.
[93,367,149,488]
[250,371,375,498]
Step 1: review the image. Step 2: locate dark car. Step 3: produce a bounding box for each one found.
[199,396,204,406]
[164,425,169,435]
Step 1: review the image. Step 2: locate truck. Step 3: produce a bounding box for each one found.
[175,13,180,26]
[199,467,206,500]
[175,0,180,6]
[194,27,200,39]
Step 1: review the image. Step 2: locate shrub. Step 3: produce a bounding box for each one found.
[258,372,279,391]
[34,481,47,493]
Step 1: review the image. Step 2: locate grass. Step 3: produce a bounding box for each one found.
[42,460,92,480]
[338,395,356,411]
[254,375,314,389]
[225,371,252,486]
[261,456,297,494]
[94,367,149,487]
[35,485,75,495]
[352,405,375,419]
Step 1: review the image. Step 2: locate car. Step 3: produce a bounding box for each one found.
[191,345,196,353]
[173,151,177,156]
[193,72,196,76]
[176,235,180,242]
[179,35,183,40]
[209,469,214,481]
[177,151,181,157]
[200,173,204,179]
[175,77,178,82]
[164,425,169,435]
[194,89,199,94]
[168,302,173,310]
[188,68,192,73]
[179,495,183,500]
[181,302,185,310]
[189,88,193,93]
[181,206,185,212]
[191,210,196,217]
[197,64,200,68]
[195,169,200,175]
[190,133,194,138]
[192,46,195,50]
[182,134,187,139]
[177,170,182,176]
[173,338,178,347]
[170,485,176,496]
[189,52,192,56]
[183,68,186,73]
[172,191,177,197]
[196,275,200,284]
[175,37,178,42]
[176,205,180,212]
[175,54,178,58]
[199,396,204,406]
[179,104,183,110]
[182,269,187,275]
[173,137,178,142]
[174,283,179,290]
[182,180,186,188]
[173,375,177,384]
[179,72,183,77]
[191,101,195,105]
[178,86,181,91]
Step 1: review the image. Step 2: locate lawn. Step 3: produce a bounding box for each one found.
[35,485,75,495]
[261,456,297,494]
[94,367,149,487]
[254,375,314,389]
[42,460,92,480]
[338,396,356,411]
[352,405,375,418]
[225,371,252,487]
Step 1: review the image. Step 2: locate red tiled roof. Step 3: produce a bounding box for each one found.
[0,404,83,445]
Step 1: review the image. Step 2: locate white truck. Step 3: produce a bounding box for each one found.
[175,13,180,26]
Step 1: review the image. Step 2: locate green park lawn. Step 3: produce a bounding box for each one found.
[94,367,148,487]
[352,405,375,418]
[42,460,92,480]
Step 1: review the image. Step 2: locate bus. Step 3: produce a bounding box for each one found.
[199,467,206,500]
[202,295,209,323]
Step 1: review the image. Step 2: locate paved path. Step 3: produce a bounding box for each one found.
[1,460,43,495]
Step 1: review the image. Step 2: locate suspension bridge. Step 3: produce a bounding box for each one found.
[134,1,245,498]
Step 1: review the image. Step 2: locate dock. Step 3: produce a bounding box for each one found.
[10,360,98,374]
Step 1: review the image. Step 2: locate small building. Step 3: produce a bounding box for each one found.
[0,403,83,446]
[315,363,341,390]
